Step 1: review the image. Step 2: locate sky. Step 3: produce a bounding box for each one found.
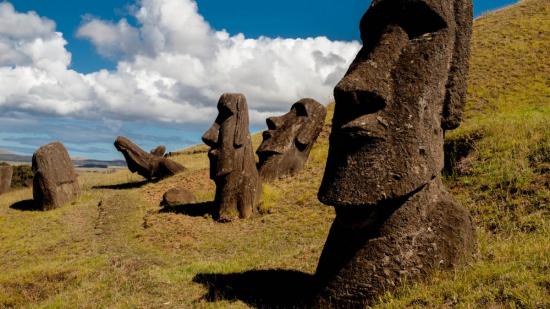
[0,0,518,160]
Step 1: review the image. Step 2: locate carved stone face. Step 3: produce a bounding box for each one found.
[319,0,472,206]
[201,93,260,221]
[202,93,249,180]
[257,98,326,181]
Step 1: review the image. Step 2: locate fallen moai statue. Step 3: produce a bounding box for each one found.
[257,98,326,181]
[202,93,261,222]
[0,164,13,195]
[150,145,166,157]
[114,136,185,180]
[33,142,81,210]
[314,0,476,306]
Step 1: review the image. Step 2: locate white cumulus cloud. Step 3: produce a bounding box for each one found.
[0,0,361,126]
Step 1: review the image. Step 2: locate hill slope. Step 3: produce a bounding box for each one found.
[0,0,548,307]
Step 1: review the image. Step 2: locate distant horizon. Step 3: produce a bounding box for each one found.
[0,0,519,161]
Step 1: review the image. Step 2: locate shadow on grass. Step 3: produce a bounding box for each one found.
[159,201,215,217]
[10,199,41,211]
[193,270,318,308]
[92,178,160,190]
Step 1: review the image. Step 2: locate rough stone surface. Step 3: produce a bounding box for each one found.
[32,142,81,210]
[257,99,326,181]
[150,145,167,157]
[115,136,185,180]
[161,188,196,207]
[202,93,261,222]
[0,165,13,195]
[314,0,476,306]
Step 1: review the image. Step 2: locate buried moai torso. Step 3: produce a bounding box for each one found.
[257,99,326,181]
[0,165,13,195]
[314,0,476,306]
[114,137,185,180]
[32,142,81,210]
[202,93,261,222]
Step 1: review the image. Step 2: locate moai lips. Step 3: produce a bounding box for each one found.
[257,98,326,181]
[202,93,261,222]
[314,0,476,306]
[115,136,185,180]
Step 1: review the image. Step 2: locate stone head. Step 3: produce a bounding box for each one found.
[202,93,250,180]
[257,98,326,180]
[319,0,473,206]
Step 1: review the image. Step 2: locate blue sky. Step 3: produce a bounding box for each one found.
[0,0,518,160]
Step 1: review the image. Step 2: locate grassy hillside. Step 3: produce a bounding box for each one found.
[0,0,548,307]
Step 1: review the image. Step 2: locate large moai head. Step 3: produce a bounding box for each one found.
[257,98,327,181]
[114,136,185,180]
[202,93,260,221]
[319,0,473,207]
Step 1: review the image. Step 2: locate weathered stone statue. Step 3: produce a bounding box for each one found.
[114,136,185,180]
[150,145,167,157]
[202,93,261,222]
[314,0,476,306]
[33,142,81,210]
[257,99,327,181]
[0,164,13,195]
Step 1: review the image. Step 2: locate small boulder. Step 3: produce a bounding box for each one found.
[32,142,81,210]
[161,188,196,207]
[0,164,13,195]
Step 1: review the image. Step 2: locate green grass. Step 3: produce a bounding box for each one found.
[0,0,549,307]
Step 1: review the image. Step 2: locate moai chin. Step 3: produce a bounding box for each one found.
[257,98,327,181]
[314,0,476,306]
[114,136,185,180]
[202,93,261,222]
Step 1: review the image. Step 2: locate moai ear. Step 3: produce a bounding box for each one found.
[442,0,473,131]
[296,99,326,147]
[234,94,249,147]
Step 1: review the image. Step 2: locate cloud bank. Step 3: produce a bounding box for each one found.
[0,0,360,126]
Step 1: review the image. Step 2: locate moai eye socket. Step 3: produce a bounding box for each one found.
[361,1,448,44]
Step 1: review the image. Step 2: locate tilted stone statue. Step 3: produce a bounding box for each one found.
[150,145,167,157]
[33,142,81,210]
[0,164,13,195]
[202,93,261,222]
[257,98,327,181]
[314,0,476,306]
[115,136,185,180]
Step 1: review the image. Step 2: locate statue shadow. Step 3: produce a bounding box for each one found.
[193,270,318,308]
[159,201,215,217]
[92,178,160,190]
[10,199,41,211]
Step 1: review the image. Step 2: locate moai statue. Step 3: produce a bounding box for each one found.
[33,142,81,210]
[202,93,261,222]
[257,99,327,181]
[0,164,13,195]
[150,145,167,157]
[115,136,185,180]
[314,0,476,306]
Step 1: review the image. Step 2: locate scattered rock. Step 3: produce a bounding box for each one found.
[32,142,81,210]
[257,98,326,182]
[202,93,261,222]
[161,188,196,207]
